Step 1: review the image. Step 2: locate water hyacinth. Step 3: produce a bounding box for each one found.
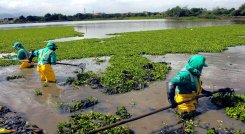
[57,111,133,134]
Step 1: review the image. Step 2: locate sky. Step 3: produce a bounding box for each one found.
[0,0,244,18]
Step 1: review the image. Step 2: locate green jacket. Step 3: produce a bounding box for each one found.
[170,55,208,94]
[33,47,56,65]
[17,49,29,60]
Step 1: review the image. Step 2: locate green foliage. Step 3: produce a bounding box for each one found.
[183,119,198,134]
[59,96,99,113]
[116,106,131,119]
[206,128,218,134]
[102,55,170,94]
[42,82,49,87]
[0,26,81,53]
[211,94,245,122]
[57,111,133,134]
[6,74,24,80]
[34,89,43,96]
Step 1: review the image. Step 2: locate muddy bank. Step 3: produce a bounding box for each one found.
[0,105,43,134]
[0,46,245,133]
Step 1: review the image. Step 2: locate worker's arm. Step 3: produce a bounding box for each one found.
[167,82,178,108]
[28,50,37,63]
[50,52,56,65]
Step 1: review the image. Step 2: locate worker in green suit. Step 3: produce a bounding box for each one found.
[167,55,212,114]
[29,41,57,82]
[13,42,34,69]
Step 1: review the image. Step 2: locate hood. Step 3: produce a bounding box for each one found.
[184,55,208,76]
[13,42,26,50]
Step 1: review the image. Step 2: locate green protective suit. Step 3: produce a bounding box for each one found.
[33,47,56,65]
[170,55,208,94]
[13,42,30,60]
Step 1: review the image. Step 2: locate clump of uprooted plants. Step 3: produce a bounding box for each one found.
[65,55,170,94]
[57,111,133,134]
[6,74,24,80]
[211,92,245,122]
[116,106,131,119]
[58,96,99,113]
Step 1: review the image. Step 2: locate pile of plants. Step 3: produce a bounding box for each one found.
[57,111,133,134]
[65,71,103,89]
[211,93,245,122]
[65,55,170,94]
[101,55,170,94]
[116,106,131,119]
[59,96,99,113]
[34,89,43,96]
[0,105,43,134]
[6,74,24,81]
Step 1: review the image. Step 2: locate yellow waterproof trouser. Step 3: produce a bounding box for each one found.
[37,64,56,82]
[175,93,197,112]
[19,61,34,69]
[175,80,202,112]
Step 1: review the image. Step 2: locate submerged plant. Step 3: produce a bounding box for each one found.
[116,106,131,119]
[6,74,24,81]
[59,96,99,113]
[34,89,43,96]
[57,111,133,134]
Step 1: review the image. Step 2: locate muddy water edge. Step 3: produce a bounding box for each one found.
[0,46,245,133]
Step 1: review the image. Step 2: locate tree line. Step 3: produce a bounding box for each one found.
[14,3,245,23]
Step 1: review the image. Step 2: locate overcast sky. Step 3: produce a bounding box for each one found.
[0,0,244,17]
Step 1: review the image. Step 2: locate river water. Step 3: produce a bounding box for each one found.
[0,20,245,133]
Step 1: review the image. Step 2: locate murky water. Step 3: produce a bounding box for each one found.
[0,46,245,133]
[0,52,16,58]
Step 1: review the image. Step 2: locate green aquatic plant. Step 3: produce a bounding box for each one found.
[206,128,218,134]
[34,89,43,96]
[183,119,198,134]
[116,106,131,119]
[211,93,245,122]
[59,96,99,113]
[57,111,133,134]
[6,74,24,81]
[42,82,49,87]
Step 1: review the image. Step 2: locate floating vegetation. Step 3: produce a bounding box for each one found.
[42,82,49,87]
[34,89,43,96]
[211,93,245,122]
[59,96,99,113]
[65,71,103,89]
[102,55,170,94]
[57,111,133,134]
[116,106,131,119]
[6,74,24,81]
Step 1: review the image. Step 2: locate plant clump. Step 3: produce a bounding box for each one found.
[116,106,131,119]
[59,96,99,113]
[57,111,133,134]
[34,89,43,96]
[65,71,103,89]
[102,55,170,94]
[6,74,24,81]
[211,93,245,122]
